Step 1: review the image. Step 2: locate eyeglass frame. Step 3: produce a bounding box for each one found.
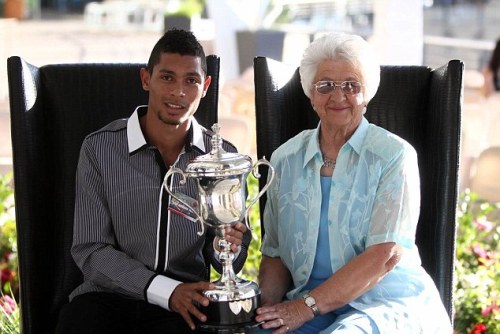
[313,80,364,95]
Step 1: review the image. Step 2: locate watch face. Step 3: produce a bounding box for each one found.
[305,296,315,306]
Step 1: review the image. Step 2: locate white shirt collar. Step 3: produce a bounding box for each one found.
[127,106,207,154]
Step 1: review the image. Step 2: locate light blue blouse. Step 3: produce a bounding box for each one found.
[261,117,452,333]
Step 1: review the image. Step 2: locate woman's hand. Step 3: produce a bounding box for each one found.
[255,299,313,333]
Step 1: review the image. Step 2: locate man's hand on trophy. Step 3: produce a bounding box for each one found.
[223,221,248,253]
[169,281,215,330]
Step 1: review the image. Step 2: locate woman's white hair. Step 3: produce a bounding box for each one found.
[299,32,380,104]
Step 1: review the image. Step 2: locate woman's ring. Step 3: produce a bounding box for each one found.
[286,325,290,332]
[278,318,284,326]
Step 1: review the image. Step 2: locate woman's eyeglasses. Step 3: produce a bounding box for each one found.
[313,81,363,95]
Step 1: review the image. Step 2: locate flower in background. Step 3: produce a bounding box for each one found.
[0,296,16,315]
[471,244,494,267]
[0,173,18,298]
[0,291,20,334]
[474,217,494,232]
[471,244,489,259]
[0,173,20,333]
[481,303,499,317]
[470,323,487,334]
[0,269,14,285]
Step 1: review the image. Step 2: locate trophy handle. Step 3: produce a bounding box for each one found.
[244,157,275,230]
[163,167,205,235]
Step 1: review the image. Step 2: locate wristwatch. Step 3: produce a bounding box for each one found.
[302,293,320,317]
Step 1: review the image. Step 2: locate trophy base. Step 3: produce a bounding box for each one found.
[197,321,262,334]
[200,294,261,325]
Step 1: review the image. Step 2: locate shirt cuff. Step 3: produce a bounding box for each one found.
[146,275,182,311]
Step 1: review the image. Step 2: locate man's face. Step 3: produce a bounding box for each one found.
[141,52,211,127]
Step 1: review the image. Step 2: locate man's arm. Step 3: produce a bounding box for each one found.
[71,139,156,299]
[259,255,292,306]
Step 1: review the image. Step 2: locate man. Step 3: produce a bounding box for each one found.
[56,29,251,333]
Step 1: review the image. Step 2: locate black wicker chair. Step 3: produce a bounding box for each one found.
[253,56,463,321]
[7,55,220,334]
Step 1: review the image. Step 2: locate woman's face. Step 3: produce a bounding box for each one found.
[311,59,366,129]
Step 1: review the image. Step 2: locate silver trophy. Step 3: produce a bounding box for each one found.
[163,124,275,332]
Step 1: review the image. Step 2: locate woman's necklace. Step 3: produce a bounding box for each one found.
[322,155,336,169]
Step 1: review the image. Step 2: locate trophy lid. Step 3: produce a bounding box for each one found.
[184,124,252,177]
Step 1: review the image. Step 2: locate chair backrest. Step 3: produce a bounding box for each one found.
[253,56,463,320]
[7,55,220,334]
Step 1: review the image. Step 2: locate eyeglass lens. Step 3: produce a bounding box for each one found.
[315,81,362,95]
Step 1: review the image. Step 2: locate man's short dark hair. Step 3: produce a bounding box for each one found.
[147,29,207,75]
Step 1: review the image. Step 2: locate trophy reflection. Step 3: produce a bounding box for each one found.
[163,124,275,332]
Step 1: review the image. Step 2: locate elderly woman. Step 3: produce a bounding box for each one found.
[254,33,452,334]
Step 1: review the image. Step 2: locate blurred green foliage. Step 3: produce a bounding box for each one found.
[454,190,499,334]
[0,172,17,297]
[0,172,20,334]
